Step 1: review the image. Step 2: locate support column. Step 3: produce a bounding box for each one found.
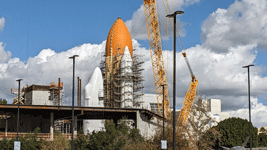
[5,118,8,137]
[50,112,54,140]
[135,111,139,129]
[74,116,77,136]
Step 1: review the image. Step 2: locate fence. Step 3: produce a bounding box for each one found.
[0,132,73,140]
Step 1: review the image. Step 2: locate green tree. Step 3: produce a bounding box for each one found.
[73,128,89,150]
[0,98,7,104]
[0,128,43,150]
[0,137,11,149]
[20,127,44,150]
[260,127,266,134]
[211,117,258,148]
[82,119,144,150]
[258,133,267,147]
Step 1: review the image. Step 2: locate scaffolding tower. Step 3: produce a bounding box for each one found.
[100,48,144,108]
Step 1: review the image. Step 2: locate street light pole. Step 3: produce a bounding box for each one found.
[69,55,79,150]
[16,79,23,141]
[243,64,254,150]
[166,10,184,150]
[160,84,166,140]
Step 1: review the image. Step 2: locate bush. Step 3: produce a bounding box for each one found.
[42,132,70,150]
[0,128,43,150]
[211,117,258,149]
[20,127,44,150]
[258,133,267,147]
[72,119,145,150]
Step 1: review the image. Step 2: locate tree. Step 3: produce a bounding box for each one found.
[86,119,144,150]
[187,96,221,149]
[258,133,267,147]
[0,98,7,104]
[211,117,258,148]
[260,127,266,134]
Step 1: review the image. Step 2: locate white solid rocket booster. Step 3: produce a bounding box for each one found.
[120,46,133,108]
[83,67,104,134]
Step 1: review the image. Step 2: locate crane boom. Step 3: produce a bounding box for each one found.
[178,52,198,126]
[143,0,171,118]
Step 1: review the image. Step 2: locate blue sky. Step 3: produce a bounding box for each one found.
[0,0,248,60]
[1,0,266,75]
[1,0,267,127]
[0,1,141,60]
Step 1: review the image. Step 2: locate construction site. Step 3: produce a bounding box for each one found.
[0,0,234,149]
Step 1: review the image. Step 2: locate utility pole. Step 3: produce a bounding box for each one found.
[69,55,79,150]
[166,10,184,150]
[16,79,23,141]
[243,64,254,150]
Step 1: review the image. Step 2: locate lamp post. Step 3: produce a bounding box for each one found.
[69,55,79,150]
[166,10,184,150]
[160,84,167,140]
[243,64,254,150]
[16,79,22,141]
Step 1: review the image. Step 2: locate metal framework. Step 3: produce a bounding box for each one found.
[101,48,144,108]
[143,0,171,118]
[178,79,198,126]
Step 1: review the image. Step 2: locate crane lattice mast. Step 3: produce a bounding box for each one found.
[143,0,171,118]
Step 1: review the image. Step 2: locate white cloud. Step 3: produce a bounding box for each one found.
[202,0,267,53]
[0,42,12,63]
[229,97,267,128]
[0,41,105,105]
[125,0,199,40]
[132,39,267,111]
[0,17,5,30]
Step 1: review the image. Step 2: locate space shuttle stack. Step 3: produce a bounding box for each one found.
[120,46,133,108]
[101,18,144,109]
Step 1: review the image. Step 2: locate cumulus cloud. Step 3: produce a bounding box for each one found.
[0,17,5,30]
[132,39,267,112]
[0,42,12,63]
[125,0,199,40]
[0,41,105,105]
[229,97,267,127]
[202,0,267,53]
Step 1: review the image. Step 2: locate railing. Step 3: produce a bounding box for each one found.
[0,132,73,140]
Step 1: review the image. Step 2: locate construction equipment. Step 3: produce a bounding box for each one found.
[178,52,198,126]
[143,0,198,126]
[143,0,171,118]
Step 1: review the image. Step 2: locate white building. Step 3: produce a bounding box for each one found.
[24,84,62,105]
[202,99,230,126]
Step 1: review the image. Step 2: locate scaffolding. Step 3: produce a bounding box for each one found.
[101,48,144,108]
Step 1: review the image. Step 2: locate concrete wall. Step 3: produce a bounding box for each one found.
[140,94,158,111]
[136,111,160,139]
[25,90,52,105]
[32,91,51,105]
[25,91,33,105]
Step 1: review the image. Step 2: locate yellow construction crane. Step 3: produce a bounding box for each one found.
[178,52,198,126]
[143,0,171,118]
[143,0,198,127]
